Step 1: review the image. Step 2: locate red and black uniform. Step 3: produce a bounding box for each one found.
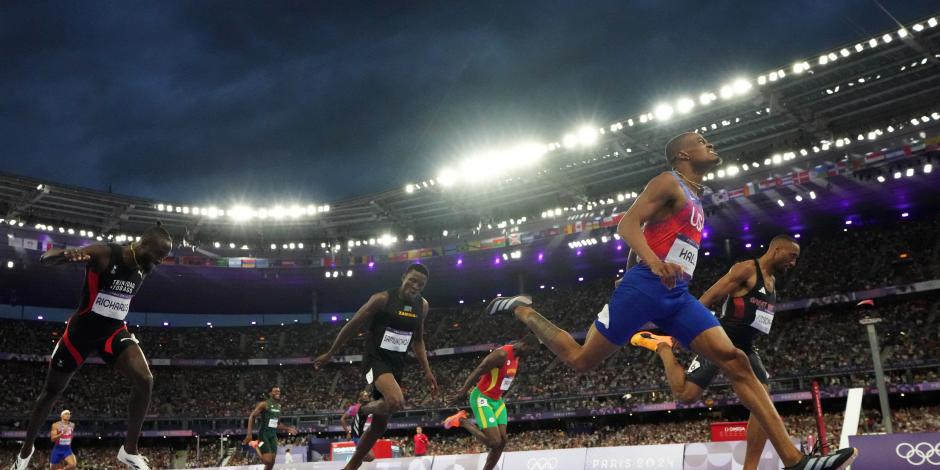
[51,244,145,372]
[687,259,775,388]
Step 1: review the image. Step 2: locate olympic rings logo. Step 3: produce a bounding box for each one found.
[896,442,940,466]
[526,457,559,470]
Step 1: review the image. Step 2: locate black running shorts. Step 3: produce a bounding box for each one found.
[686,349,770,389]
[363,358,403,400]
[51,313,140,372]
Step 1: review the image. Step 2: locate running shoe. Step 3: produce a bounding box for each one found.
[784,448,858,470]
[629,331,675,352]
[485,296,532,315]
[117,446,151,470]
[9,446,33,470]
[443,410,468,429]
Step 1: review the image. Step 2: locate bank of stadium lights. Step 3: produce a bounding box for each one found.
[155,203,328,221]
[324,269,353,279]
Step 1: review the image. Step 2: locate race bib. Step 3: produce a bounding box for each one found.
[91,291,133,320]
[267,418,279,428]
[59,437,72,445]
[380,328,413,352]
[664,234,699,277]
[751,309,774,334]
[499,376,514,391]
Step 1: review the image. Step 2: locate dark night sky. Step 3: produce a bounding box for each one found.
[2,1,937,205]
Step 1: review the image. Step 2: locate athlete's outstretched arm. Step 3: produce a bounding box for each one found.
[412,299,438,395]
[616,172,685,288]
[243,400,266,445]
[340,408,352,435]
[698,262,753,308]
[40,244,110,269]
[313,292,386,368]
[49,422,61,443]
[450,350,507,404]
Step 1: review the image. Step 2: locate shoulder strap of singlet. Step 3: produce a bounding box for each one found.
[670,171,696,202]
[753,259,769,294]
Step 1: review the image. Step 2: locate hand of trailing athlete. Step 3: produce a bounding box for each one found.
[287,427,298,436]
[312,352,332,370]
[426,371,439,395]
[446,389,467,406]
[649,259,685,289]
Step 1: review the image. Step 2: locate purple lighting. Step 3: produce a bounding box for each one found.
[702,231,709,239]
[845,220,852,225]
[37,315,43,320]
[162,321,169,326]
[537,253,544,262]
[794,233,801,239]
[331,315,338,322]
[703,251,710,256]
[616,244,623,251]
[576,250,582,256]
[578,277,584,282]
[456,258,463,266]
[743,225,750,232]
[540,285,546,289]
[902,212,909,218]
[745,243,752,248]
[494,256,501,265]
[368,261,375,268]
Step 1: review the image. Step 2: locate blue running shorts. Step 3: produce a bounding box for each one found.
[50,445,73,465]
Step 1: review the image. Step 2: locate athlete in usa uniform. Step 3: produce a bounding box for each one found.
[11,224,172,470]
[49,410,76,470]
[486,133,857,470]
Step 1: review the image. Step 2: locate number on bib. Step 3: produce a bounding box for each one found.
[380,328,413,352]
[751,309,774,334]
[268,418,279,428]
[499,377,514,391]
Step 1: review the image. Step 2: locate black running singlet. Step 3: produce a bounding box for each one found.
[364,288,423,376]
[718,259,776,350]
[76,244,145,321]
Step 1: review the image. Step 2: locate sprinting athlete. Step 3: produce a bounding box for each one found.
[313,263,438,470]
[340,390,374,462]
[49,410,76,470]
[244,387,297,470]
[12,223,172,470]
[632,235,799,470]
[487,133,857,470]
[443,335,539,470]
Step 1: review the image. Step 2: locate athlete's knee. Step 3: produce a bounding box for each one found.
[716,348,751,381]
[130,369,154,392]
[484,435,502,449]
[567,354,601,372]
[384,395,405,413]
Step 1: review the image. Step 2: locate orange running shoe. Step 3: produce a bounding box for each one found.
[630,331,675,352]
[443,410,467,429]
[248,440,261,449]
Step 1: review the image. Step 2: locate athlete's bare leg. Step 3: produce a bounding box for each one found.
[690,327,803,466]
[457,416,504,469]
[259,451,275,470]
[61,454,77,470]
[113,344,153,455]
[743,384,772,470]
[513,306,619,371]
[655,344,705,403]
[344,373,404,470]
[18,365,76,458]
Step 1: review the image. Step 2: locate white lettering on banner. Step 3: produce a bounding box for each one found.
[267,418,278,428]
[751,309,774,334]
[380,328,413,352]
[664,236,698,277]
[91,292,133,320]
[500,377,514,391]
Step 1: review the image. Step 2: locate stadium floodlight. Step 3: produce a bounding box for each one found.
[882,33,892,44]
[854,43,864,52]
[698,92,716,106]
[768,71,779,82]
[289,205,304,218]
[406,234,414,242]
[241,245,249,250]
[510,250,521,259]
[757,75,767,85]
[181,206,190,214]
[442,230,449,237]
[827,52,838,62]
[67,228,74,234]
[772,154,782,164]
[876,175,886,183]
[906,168,915,177]
[405,184,415,193]
[925,163,933,174]
[726,165,739,176]
[437,169,457,187]
[897,28,909,38]
[214,242,221,248]
[653,104,674,121]
[818,55,829,66]
[346,270,353,277]
[229,243,236,249]
[639,114,648,124]
[562,133,579,148]
[325,271,332,278]
[270,243,277,250]
[795,195,803,202]
[777,200,785,207]
[928,17,938,28]
[840,48,850,58]
[157,204,165,211]
[716,169,726,178]
[229,205,254,222]
[732,79,752,95]
[676,97,695,113]
[719,85,734,99]
[894,171,902,179]
[578,126,598,146]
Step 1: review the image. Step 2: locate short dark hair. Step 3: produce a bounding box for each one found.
[770,234,799,246]
[664,132,698,166]
[143,221,172,244]
[406,263,429,278]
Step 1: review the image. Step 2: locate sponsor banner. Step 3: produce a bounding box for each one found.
[849,432,940,469]
[585,444,684,469]
[777,279,940,311]
[502,448,586,470]
[710,422,748,442]
[684,439,795,470]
